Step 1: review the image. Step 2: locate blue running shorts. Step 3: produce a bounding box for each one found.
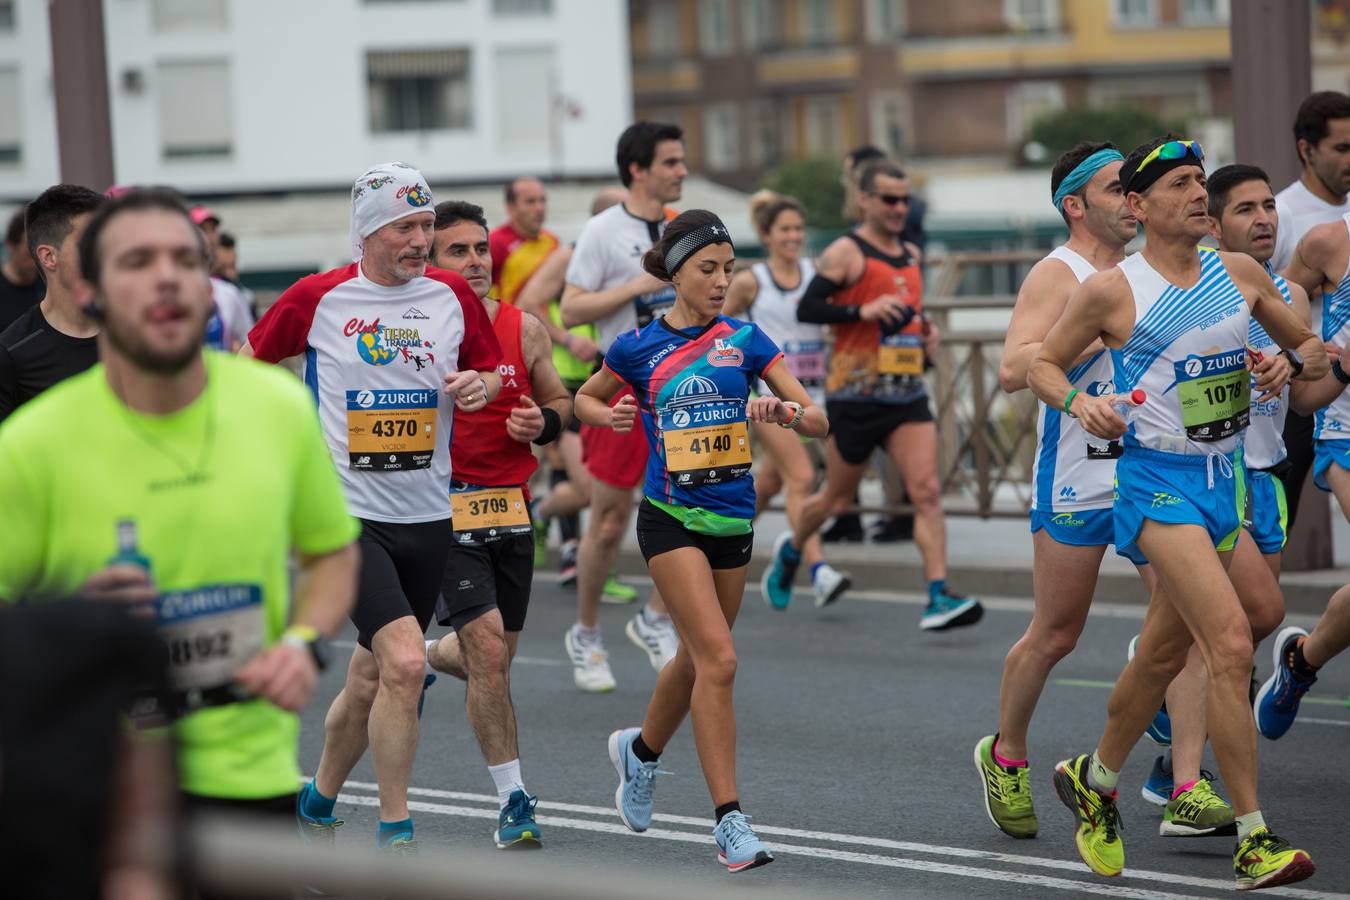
[1030,507,1148,565]
[1312,439,1350,493]
[1113,446,1245,561]
[1243,469,1288,555]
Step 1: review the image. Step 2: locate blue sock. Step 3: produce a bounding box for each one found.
[300,781,336,820]
[378,818,414,846]
[928,579,947,602]
[810,562,826,580]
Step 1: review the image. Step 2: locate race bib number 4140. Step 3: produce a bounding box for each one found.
[1173,350,1249,442]
[346,388,437,471]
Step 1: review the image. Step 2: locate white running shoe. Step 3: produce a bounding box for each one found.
[812,563,851,608]
[626,611,679,671]
[564,625,616,693]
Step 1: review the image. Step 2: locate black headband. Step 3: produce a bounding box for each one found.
[664,221,734,275]
[1124,156,1201,196]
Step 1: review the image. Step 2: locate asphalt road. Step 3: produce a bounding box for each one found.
[299,573,1350,899]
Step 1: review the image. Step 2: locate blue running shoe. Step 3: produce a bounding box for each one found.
[417,672,436,720]
[1141,754,1172,806]
[714,811,774,872]
[494,789,543,849]
[1255,626,1316,740]
[759,532,800,610]
[608,727,661,832]
[919,589,983,631]
[1127,635,1172,746]
[296,782,343,848]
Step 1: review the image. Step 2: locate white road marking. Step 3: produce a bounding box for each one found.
[1298,716,1350,728]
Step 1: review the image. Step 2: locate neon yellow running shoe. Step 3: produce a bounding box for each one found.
[1052,755,1124,877]
[601,575,638,604]
[973,735,1037,838]
[1234,826,1314,891]
[1160,776,1234,837]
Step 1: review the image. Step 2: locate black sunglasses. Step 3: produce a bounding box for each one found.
[870,192,911,206]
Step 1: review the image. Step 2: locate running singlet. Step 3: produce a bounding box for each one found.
[490,223,560,305]
[749,260,824,405]
[548,302,599,390]
[1032,246,1118,513]
[449,302,537,543]
[825,234,927,405]
[1244,268,1294,469]
[248,263,501,524]
[603,316,782,521]
[0,354,359,799]
[1314,214,1350,442]
[565,204,677,352]
[1113,250,1250,456]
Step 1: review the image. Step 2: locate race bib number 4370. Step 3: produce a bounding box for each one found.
[1173,350,1249,442]
[346,388,437,471]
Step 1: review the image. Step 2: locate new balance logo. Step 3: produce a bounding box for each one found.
[356,455,370,465]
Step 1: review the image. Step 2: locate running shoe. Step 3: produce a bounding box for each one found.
[564,625,616,693]
[296,783,343,849]
[713,811,774,872]
[919,588,983,631]
[973,734,1037,838]
[821,513,864,543]
[1160,776,1235,837]
[1254,626,1316,740]
[1233,827,1315,891]
[416,672,436,720]
[494,789,543,849]
[760,531,800,610]
[558,540,579,587]
[1140,754,1172,806]
[1052,754,1124,878]
[1126,635,1172,746]
[601,574,638,604]
[812,563,851,608]
[626,611,678,671]
[608,727,661,832]
[385,836,418,856]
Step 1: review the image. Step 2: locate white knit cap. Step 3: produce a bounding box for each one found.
[349,162,434,261]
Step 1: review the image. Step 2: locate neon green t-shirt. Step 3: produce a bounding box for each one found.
[0,352,360,799]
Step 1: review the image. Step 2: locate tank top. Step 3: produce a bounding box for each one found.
[547,301,599,391]
[1243,268,1294,469]
[450,302,538,489]
[1113,249,1250,457]
[825,233,926,405]
[748,260,824,405]
[1031,246,1119,512]
[1314,214,1350,442]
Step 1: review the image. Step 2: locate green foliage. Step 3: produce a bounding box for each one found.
[761,157,849,231]
[1025,106,1189,166]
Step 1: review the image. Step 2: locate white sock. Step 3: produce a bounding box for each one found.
[1236,810,1266,842]
[574,623,600,640]
[1087,751,1119,794]
[424,639,437,676]
[488,759,525,809]
[642,605,669,625]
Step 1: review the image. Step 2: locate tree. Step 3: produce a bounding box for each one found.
[762,157,849,230]
[1024,106,1189,165]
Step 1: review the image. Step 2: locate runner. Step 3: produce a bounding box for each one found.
[1029,137,1323,890]
[976,141,1147,839]
[244,162,502,853]
[0,184,103,422]
[0,189,360,900]
[559,122,685,691]
[761,160,982,630]
[489,177,559,305]
[422,200,572,849]
[0,204,44,331]
[723,190,849,608]
[576,210,827,872]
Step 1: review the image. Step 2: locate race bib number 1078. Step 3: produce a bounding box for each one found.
[1173,350,1249,442]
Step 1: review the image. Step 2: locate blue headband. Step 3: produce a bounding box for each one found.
[1052,149,1125,212]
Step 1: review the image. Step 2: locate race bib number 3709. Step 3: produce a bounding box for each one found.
[1173,350,1249,442]
[346,388,437,471]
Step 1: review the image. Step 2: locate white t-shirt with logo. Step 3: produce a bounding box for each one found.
[565,204,676,352]
[1272,180,1350,273]
[247,263,500,523]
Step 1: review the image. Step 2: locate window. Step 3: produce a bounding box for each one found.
[1180,0,1228,25]
[1005,0,1059,33]
[702,102,739,171]
[0,1,15,31]
[367,49,472,133]
[865,0,906,42]
[493,0,551,13]
[151,0,228,30]
[646,0,681,58]
[802,95,843,157]
[1007,81,1065,141]
[157,60,233,159]
[1111,0,1156,27]
[494,47,552,147]
[743,0,781,49]
[698,0,732,55]
[0,68,18,162]
[797,0,835,46]
[748,99,784,167]
[869,91,912,156]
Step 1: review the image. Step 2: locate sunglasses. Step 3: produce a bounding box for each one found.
[870,192,911,206]
[1137,140,1205,173]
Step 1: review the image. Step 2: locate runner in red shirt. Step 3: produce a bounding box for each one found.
[489,177,560,306]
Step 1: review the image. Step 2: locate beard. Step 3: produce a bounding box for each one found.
[102,308,208,375]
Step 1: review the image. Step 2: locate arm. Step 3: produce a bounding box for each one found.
[1000,259,1094,393]
[1233,252,1329,398]
[516,248,575,346]
[560,274,665,328]
[506,313,575,443]
[722,269,759,318]
[574,366,633,429]
[796,238,910,326]
[1281,223,1338,299]
[758,359,828,438]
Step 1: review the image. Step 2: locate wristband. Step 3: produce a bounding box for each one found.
[533,406,563,445]
[1334,358,1350,386]
[1063,388,1080,417]
[282,625,319,645]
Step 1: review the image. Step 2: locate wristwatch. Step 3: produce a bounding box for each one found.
[778,401,804,430]
[1279,349,1305,378]
[1333,358,1350,385]
[282,624,331,671]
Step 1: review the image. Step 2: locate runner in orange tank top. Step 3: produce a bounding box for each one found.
[759,160,984,632]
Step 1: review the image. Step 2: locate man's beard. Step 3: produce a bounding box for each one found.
[103,310,206,375]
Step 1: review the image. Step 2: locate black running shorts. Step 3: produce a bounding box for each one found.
[636,499,754,570]
[353,517,453,649]
[436,532,535,633]
[827,396,934,466]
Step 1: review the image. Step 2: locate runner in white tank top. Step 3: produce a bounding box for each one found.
[1028,138,1323,889]
[749,259,824,406]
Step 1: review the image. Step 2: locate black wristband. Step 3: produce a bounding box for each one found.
[533,406,563,445]
[1334,358,1350,386]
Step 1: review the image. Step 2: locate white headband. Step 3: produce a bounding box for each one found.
[349,162,434,261]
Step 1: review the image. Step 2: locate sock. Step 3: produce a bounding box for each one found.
[632,733,660,764]
[641,605,669,626]
[488,759,525,810]
[1087,752,1119,795]
[575,623,600,640]
[810,562,827,581]
[300,781,336,820]
[715,800,741,824]
[1236,810,1267,842]
[377,818,414,846]
[992,735,1027,769]
[928,579,947,602]
[424,639,437,677]
[1171,778,1199,800]
[1290,638,1320,680]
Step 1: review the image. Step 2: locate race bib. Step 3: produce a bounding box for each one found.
[878,333,925,377]
[346,388,437,471]
[783,340,826,386]
[156,585,264,693]
[661,400,751,487]
[1173,350,1249,442]
[451,485,532,544]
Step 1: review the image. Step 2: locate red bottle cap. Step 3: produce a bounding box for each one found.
[1130,389,1147,405]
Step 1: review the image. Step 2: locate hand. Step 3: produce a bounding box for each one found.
[859,294,913,327]
[746,395,787,424]
[1070,392,1127,441]
[1325,342,1341,364]
[445,370,488,412]
[921,315,940,359]
[610,395,637,433]
[506,395,545,442]
[233,643,317,712]
[1252,353,1293,402]
[80,565,157,616]
[565,333,600,362]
